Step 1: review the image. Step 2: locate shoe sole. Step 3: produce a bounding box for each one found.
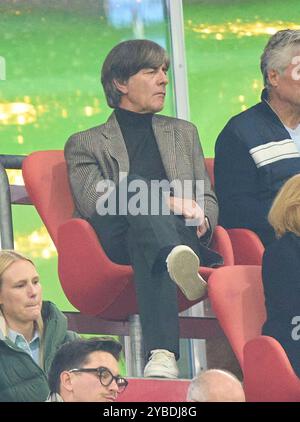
[144,369,178,379]
[166,245,207,301]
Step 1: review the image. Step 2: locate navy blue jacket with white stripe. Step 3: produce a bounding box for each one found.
[214,90,300,245]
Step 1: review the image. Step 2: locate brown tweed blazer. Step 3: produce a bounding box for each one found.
[64,112,218,233]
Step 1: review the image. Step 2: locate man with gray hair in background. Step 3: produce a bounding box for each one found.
[215,29,300,246]
[187,369,245,402]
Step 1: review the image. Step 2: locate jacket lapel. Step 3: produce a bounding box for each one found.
[153,115,177,181]
[101,113,177,180]
[101,112,130,174]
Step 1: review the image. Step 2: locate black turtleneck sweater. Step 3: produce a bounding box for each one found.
[115,108,168,182]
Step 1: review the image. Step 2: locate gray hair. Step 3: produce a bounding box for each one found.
[261,29,300,90]
[187,369,245,402]
[101,39,169,108]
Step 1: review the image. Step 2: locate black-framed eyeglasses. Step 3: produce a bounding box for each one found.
[69,366,128,393]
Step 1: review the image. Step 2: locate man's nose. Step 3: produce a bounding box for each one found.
[158,69,168,85]
[109,379,119,393]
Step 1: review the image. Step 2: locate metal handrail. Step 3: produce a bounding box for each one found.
[0,155,26,249]
[0,154,25,169]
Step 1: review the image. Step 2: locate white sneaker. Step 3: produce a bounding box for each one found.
[144,349,179,378]
[166,245,207,301]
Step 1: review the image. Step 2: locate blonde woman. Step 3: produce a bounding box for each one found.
[0,250,78,401]
[262,174,300,376]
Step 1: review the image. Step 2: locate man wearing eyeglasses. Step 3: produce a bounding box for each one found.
[46,337,127,402]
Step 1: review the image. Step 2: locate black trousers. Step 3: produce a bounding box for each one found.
[89,176,219,359]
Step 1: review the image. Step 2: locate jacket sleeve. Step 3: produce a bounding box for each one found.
[64,133,107,219]
[192,125,218,239]
[214,125,272,230]
[64,330,81,342]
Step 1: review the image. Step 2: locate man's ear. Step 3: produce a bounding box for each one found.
[60,371,74,393]
[114,79,128,95]
[267,68,280,88]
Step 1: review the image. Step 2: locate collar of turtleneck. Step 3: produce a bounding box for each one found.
[115,107,153,128]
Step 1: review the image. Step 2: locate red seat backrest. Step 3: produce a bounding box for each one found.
[22,150,210,318]
[208,265,266,368]
[244,336,300,402]
[117,378,190,402]
[226,228,264,265]
[22,151,74,246]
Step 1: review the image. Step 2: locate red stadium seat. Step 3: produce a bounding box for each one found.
[208,265,266,368]
[207,265,300,401]
[22,150,232,320]
[117,378,189,402]
[244,336,300,402]
[226,228,264,266]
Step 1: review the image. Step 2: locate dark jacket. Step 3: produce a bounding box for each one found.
[214,90,300,246]
[0,301,78,402]
[262,232,300,376]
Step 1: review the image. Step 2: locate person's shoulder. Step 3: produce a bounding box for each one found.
[264,232,300,260]
[154,114,197,130]
[66,123,106,144]
[223,101,263,132]
[65,112,118,149]
[282,231,300,252]
[264,234,285,253]
[41,300,65,320]
[216,102,267,150]
[263,233,300,284]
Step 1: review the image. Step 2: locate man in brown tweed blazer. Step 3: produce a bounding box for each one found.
[65,39,220,378]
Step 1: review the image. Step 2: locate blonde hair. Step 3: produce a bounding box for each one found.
[0,250,33,284]
[0,250,44,365]
[268,174,300,237]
